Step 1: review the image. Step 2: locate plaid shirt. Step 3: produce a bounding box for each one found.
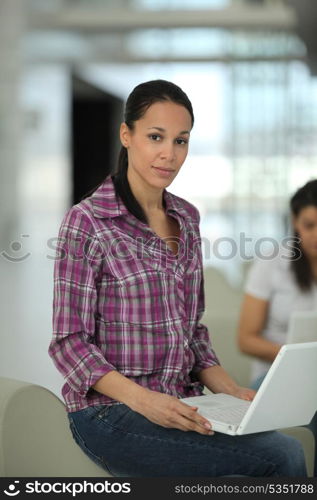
[49,177,219,412]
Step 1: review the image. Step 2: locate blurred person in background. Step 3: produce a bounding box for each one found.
[238,179,317,476]
[49,79,306,477]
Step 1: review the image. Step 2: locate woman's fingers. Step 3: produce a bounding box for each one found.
[173,413,214,435]
[177,402,214,435]
[233,386,257,401]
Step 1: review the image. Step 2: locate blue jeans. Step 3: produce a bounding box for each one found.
[68,403,307,477]
[252,374,317,477]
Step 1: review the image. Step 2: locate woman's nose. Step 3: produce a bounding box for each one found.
[160,143,176,161]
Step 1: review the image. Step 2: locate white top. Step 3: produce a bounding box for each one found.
[244,252,317,382]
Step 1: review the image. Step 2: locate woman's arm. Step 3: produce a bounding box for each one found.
[237,293,281,362]
[49,208,116,396]
[93,371,214,435]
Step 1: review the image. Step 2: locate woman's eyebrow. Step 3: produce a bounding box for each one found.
[147,126,190,135]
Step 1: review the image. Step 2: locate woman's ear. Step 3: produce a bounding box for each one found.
[120,122,130,148]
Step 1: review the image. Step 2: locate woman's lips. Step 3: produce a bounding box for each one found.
[151,166,175,177]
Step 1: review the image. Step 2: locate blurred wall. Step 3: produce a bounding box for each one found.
[0,0,24,241]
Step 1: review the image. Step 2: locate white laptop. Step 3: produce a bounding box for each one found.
[286,310,317,344]
[180,342,317,436]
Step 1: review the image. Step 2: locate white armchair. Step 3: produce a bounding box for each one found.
[0,377,110,477]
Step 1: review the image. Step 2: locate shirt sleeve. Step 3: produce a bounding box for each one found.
[190,274,221,374]
[244,257,275,301]
[48,206,116,398]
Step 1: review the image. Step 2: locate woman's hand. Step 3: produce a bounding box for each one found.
[132,389,214,435]
[197,365,256,402]
[231,386,256,401]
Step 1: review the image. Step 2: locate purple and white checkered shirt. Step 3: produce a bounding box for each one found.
[49,177,220,412]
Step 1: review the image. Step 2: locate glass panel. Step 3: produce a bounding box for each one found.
[127,29,305,59]
[134,0,231,10]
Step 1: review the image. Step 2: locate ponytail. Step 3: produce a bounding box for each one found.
[112,146,147,224]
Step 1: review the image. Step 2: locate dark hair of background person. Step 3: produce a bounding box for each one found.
[290,179,317,291]
[82,79,194,224]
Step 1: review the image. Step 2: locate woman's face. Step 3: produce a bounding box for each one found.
[120,100,192,191]
[293,205,317,260]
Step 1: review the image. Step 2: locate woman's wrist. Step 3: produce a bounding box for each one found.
[124,385,152,413]
[198,365,239,395]
[93,370,150,412]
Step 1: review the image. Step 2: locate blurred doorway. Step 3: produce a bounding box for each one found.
[71,75,123,204]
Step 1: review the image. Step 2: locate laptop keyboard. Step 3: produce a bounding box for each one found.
[203,403,249,425]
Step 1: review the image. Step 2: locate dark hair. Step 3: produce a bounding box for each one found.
[289,179,317,291]
[112,79,194,223]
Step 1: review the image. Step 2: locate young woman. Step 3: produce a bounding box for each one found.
[238,179,317,475]
[49,79,306,477]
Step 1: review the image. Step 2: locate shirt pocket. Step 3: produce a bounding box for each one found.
[95,319,184,376]
[96,270,180,324]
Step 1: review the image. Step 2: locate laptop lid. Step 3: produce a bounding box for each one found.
[237,342,317,435]
[286,311,317,344]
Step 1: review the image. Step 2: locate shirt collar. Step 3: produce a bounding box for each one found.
[90,177,129,219]
[90,176,193,222]
[163,190,193,221]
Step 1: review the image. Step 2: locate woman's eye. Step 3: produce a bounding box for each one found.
[176,138,188,145]
[150,134,161,141]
